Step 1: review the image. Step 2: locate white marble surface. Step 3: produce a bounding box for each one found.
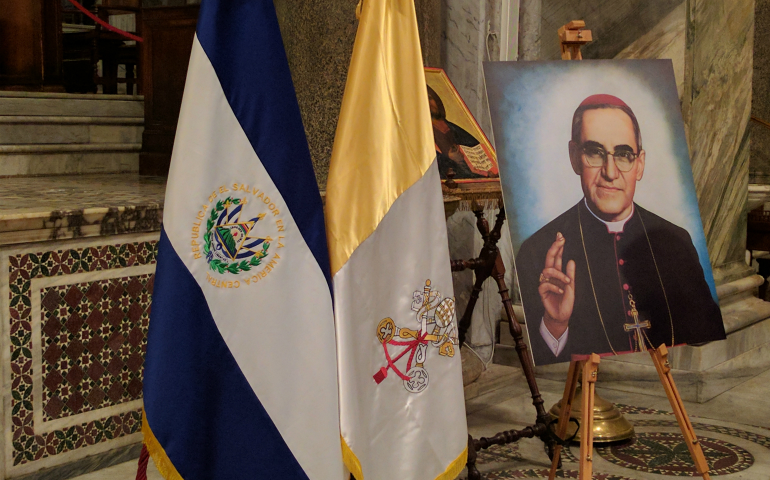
[70,458,163,480]
[0,90,145,177]
[0,174,164,246]
[0,152,139,177]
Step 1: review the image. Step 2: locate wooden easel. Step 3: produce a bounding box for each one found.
[558,21,592,60]
[546,21,712,480]
[548,344,712,479]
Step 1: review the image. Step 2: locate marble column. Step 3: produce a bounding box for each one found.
[273,0,357,189]
[608,1,753,278]
[611,0,766,403]
[682,0,754,281]
[443,0,502,139]
[517,0,541,60]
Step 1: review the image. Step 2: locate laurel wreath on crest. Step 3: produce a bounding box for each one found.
[203,196,270,275]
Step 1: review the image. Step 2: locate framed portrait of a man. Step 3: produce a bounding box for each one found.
[484,60,726,366]
[425,68,499,183]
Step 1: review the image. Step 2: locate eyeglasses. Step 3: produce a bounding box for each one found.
[580,143,639,172]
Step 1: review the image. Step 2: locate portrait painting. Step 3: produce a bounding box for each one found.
[425,68,499,183]
[484,60,725,366]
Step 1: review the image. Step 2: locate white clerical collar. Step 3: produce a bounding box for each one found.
[583,198,634,233]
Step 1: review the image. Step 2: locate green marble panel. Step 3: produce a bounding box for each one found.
[682,0,754,271]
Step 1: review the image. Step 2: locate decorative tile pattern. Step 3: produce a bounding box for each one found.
[40,274,153,421]
[8,241,157,466]
[631,419,770,449]
[598,432,753,475]
[475,442,522,464]
[615,403,674,416]
[484,469,635,479]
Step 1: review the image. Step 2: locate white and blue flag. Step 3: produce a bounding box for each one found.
[142,1,343,478]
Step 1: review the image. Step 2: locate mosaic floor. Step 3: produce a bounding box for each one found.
[465,366,770,479]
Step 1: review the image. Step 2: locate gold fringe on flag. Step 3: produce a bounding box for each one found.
[141,410,185,480]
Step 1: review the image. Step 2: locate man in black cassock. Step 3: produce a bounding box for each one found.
[516,94,725,366]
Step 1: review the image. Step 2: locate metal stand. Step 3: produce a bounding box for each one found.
[452,203,555,479]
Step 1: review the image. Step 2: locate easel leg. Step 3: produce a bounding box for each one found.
[549,360,581,480]
[491,255,554,453]
[649,345,711,479]
[454,206,555,476]
[579,354,599,480]
[466,434,481,480]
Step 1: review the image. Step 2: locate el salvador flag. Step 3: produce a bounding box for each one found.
[141,1,343,479]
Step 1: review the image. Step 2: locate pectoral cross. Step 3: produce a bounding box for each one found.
[623,294,651,352]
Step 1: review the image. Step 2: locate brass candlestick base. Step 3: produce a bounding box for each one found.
[549,385,634,443]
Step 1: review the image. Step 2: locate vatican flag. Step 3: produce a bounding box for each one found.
[325,1,468,479]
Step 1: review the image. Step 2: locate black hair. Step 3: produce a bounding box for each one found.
[571,104,643,152]
[426,85,446,120]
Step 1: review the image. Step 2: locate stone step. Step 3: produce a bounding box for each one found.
[0,91,143,117]
[0,116,143,145]
[716,273,764,306]
[0,144,140,176]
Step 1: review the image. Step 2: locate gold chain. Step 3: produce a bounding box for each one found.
[637,213,676,347]
[577,204,676,353]
[578,206,618,354]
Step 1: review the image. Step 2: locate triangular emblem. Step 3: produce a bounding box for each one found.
[215,221,255,260]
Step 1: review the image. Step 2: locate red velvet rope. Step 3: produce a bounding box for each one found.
[135,444,149,480]
[66,0,144,42]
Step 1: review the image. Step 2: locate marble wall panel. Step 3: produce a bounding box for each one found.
[273,0,357,188]
[538,0,683,61]
[751,0,770,184]
[1,234,158,478]
[682,0,754,271]
[517,0,541,60]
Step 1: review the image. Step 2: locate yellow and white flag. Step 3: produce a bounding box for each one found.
[326,1,468,479]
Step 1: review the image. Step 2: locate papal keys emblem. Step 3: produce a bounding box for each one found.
[373,280,459,393]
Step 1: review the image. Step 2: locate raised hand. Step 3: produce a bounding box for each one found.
[537,232,576,338]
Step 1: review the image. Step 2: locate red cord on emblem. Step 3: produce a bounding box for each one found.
[374,332,428,383]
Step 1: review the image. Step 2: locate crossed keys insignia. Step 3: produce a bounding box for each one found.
[372,280,459,393]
